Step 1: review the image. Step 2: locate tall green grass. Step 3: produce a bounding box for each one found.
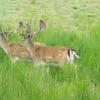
[0,0,100,100]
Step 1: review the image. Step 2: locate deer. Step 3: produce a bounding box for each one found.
[0,20,46,63]
[0,31,31,62]
[22,20,80,78]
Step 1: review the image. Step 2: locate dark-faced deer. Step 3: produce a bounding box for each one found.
[22,20,80,78]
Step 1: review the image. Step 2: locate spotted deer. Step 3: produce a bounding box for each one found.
[22,20,80,68]
[0,20,46,62]
[0,31,31,62]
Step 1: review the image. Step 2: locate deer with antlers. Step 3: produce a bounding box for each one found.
[22,20,80,68]
[21,20,80,78]
[0,32,31,62]
[0,20,46,62]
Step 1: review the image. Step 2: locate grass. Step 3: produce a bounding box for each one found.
[0,0,100,100]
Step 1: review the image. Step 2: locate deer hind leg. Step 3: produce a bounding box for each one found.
[34,60,45,69]
[9,55,19,63]
[68,60,78,79]
[9,56,18,67]
[67,49,78,78]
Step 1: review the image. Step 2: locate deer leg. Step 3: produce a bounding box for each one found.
[46,66,49,75]
[70,61,78,79]
[34,61,45,69]
[72,63,78,79]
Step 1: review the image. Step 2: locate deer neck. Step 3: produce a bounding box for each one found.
[0,35,10,54]
[24,38,36,58]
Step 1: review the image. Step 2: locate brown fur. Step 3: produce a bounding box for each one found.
[0,33,45,62]
[23,20,69,66]
[24,35,69,66]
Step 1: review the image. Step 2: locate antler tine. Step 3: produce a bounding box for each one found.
[19,34,25,36]
[39,20,46,32]
[16,18,24,33]
[29,20,46,37]
[19,21,23,27]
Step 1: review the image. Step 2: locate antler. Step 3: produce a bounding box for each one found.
[20,19,46,38]
[31,19,46,36]
[16,18,24,32]
[39,20,46,32]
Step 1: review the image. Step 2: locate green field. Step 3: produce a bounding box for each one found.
[0,0,100,100]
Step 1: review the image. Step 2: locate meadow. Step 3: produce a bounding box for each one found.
[0,0,100,100]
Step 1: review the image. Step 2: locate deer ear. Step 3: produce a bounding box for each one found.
[39,20,46,32]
